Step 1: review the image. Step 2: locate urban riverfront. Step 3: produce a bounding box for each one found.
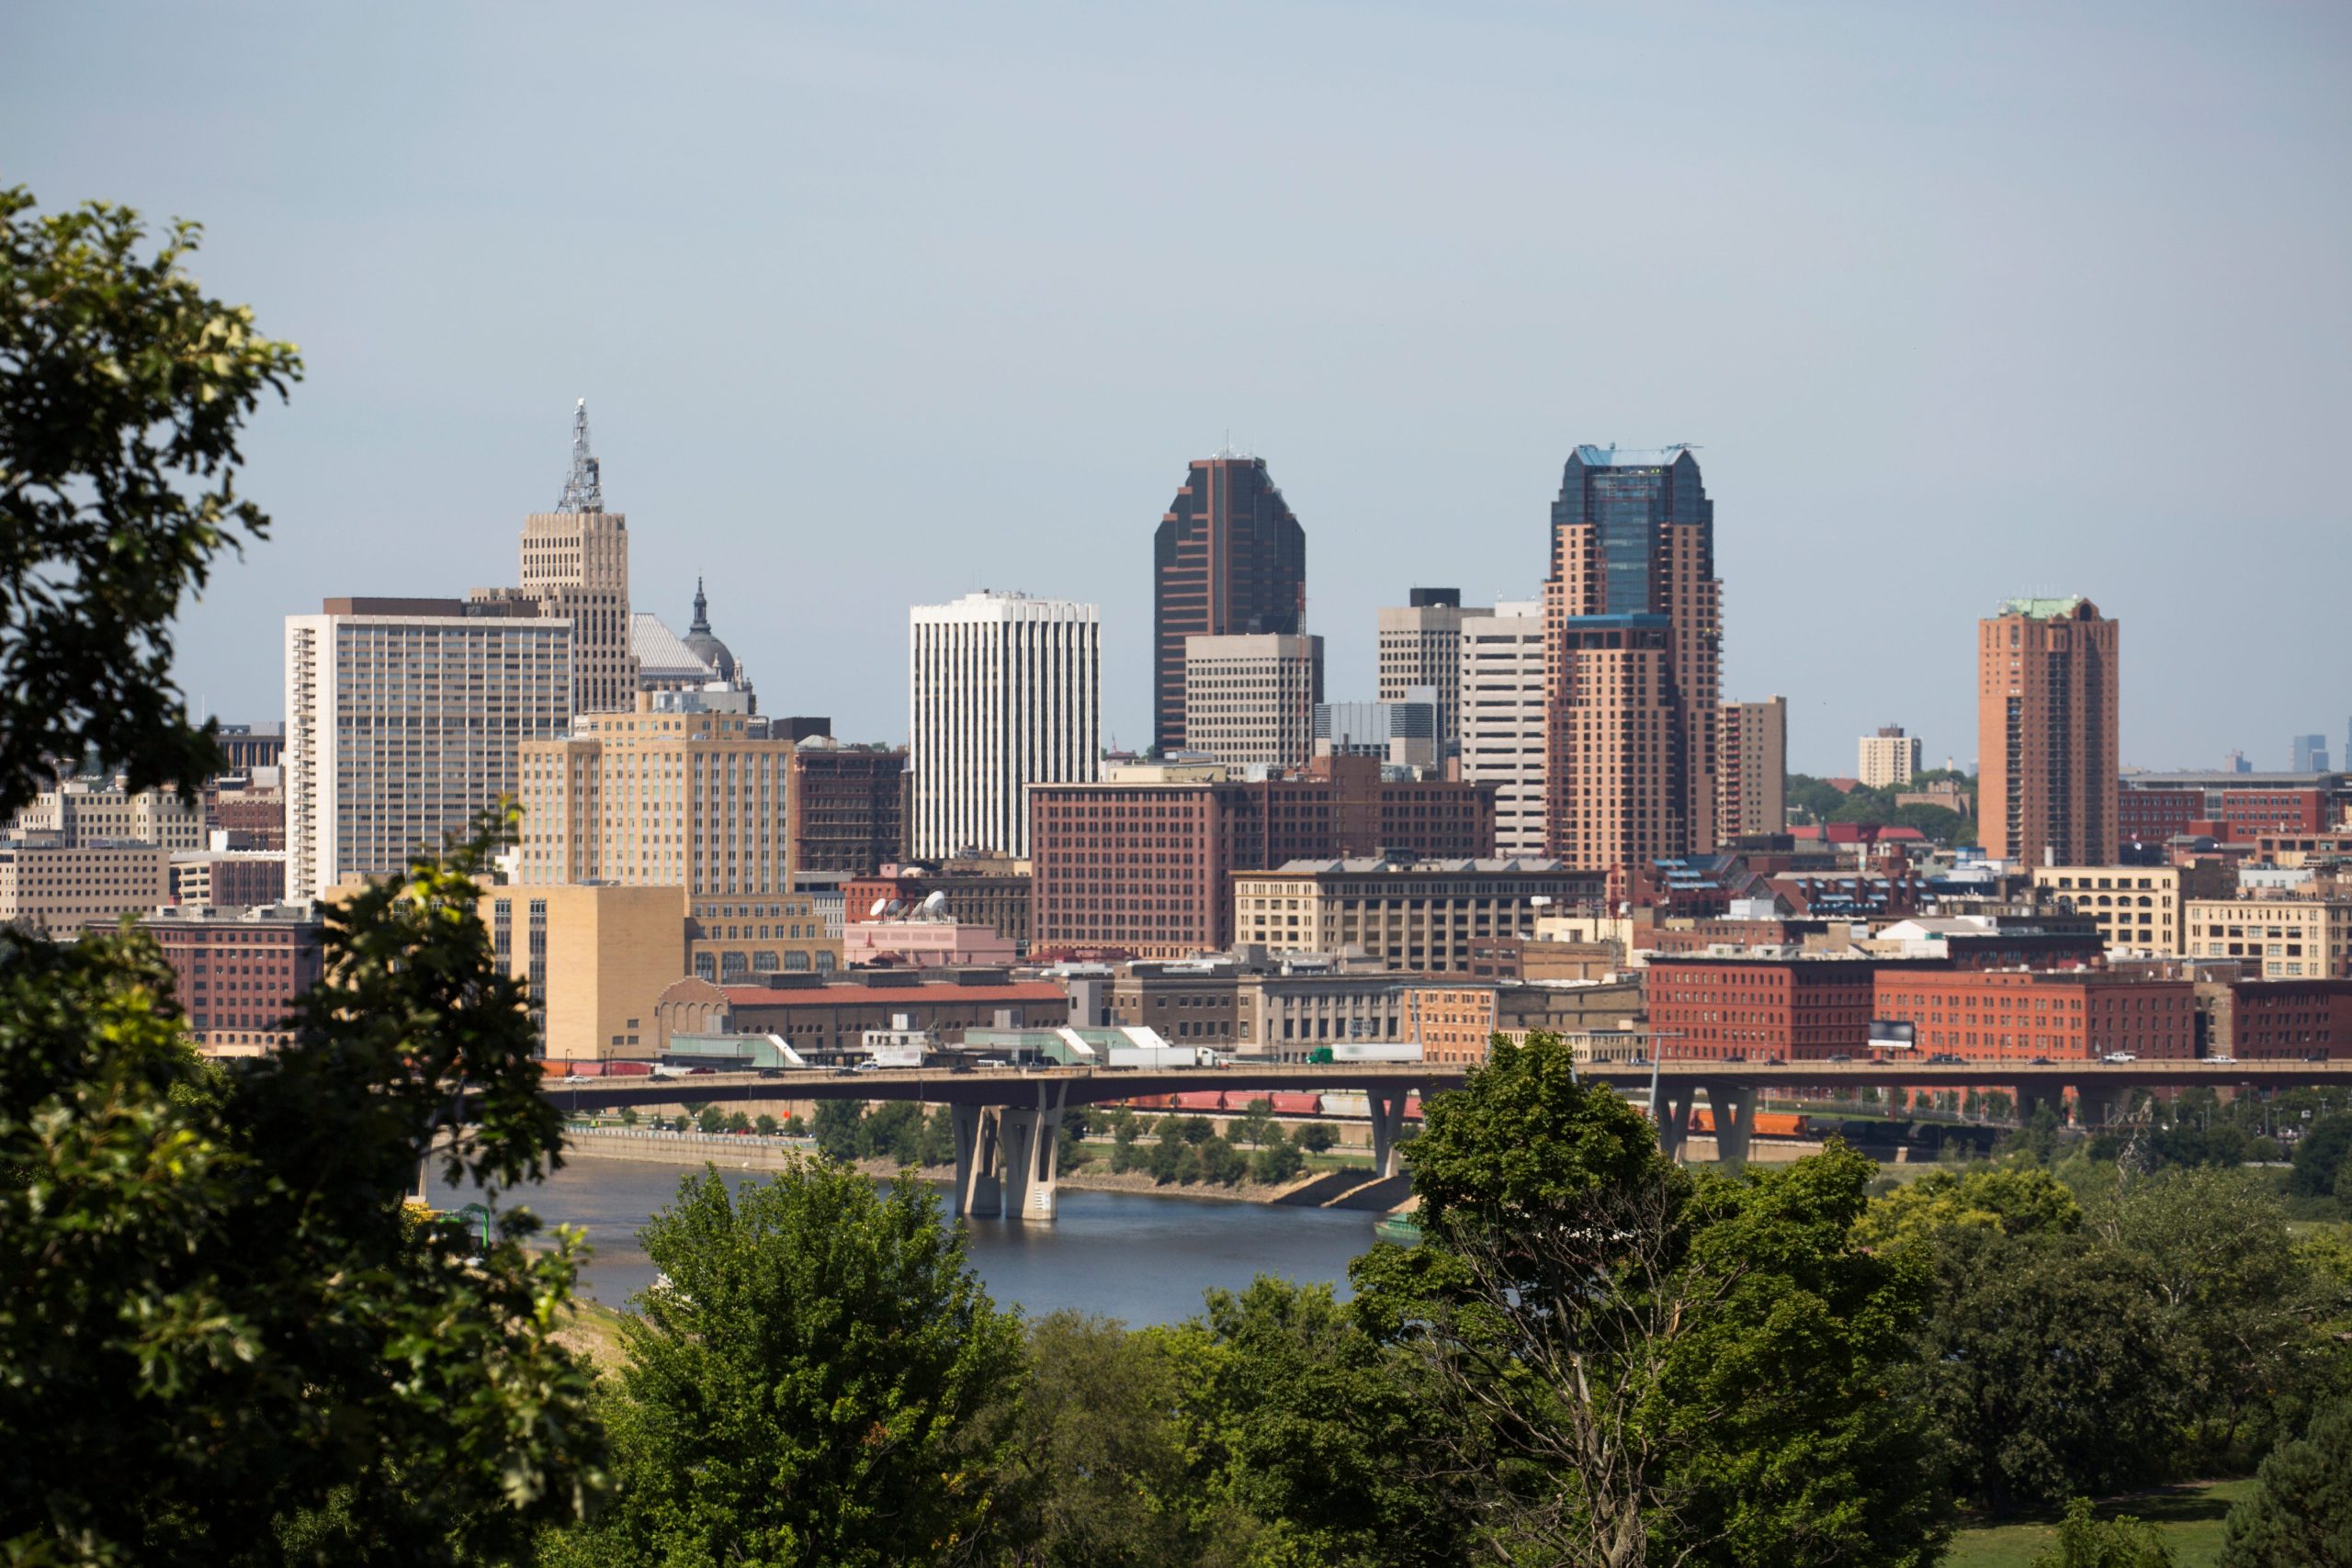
[428,1156,1377,1326]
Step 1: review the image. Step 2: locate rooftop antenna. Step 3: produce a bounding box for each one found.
[557,398,604,512]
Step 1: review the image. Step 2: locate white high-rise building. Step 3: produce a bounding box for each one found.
[1860,725,1922,789]
[1458,599,1547,856]
[1377,589,1489,758]
[909,592,1100,860]
[284,598,574,900]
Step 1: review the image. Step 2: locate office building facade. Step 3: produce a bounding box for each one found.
[1859,725,1921,789]
[1977,596,2120,866]
[1232,856,1606,973]
[786,740,908,878]
[11,776,204,852]
[1315,694,1437,770]
[1459,599,1547,856]
[1543,446,1722,878]
[283,598,573,900]
[145,901,327,1057]
[1153,456,1306,754]
[517,400,639,716]
[1377,588,1488,755]
[910,591,1099,860]
[1183,633,1323,769]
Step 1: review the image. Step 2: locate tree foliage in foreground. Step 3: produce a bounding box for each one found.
[558,1163,1024,1566]
[2218,1395,2352,1567]
[1350,1032,1949,1567]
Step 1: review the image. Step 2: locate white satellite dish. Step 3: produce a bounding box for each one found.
[921,890,949,916]
[867,897,890,919]
[884,899,905,917]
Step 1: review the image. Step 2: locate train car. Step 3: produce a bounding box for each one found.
[1264,1091,1322,1116]
[1172,1090,1227,1111]
[1321,1090,1371,1120]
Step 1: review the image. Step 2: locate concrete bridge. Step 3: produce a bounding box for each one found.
[546,1059,2352,1222]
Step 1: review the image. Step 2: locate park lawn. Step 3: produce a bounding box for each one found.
[1943,1479,2255,1567]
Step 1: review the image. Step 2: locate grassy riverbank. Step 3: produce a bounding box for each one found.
[1944,1480,2255,1566]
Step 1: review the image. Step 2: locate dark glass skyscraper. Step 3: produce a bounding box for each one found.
[1543,445,1722,879]
[1152,457,1306,755]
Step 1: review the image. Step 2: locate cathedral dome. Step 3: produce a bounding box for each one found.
[681,578,737,682]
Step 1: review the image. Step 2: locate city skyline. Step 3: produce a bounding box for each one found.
[6,5,2341,774]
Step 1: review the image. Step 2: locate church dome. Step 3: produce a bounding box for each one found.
[682,578,737,682]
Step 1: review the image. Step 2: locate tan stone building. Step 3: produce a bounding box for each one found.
[1233,857,1607,974]
[514,694,836,984]
[513,400,639,716]
[0,840,171,933]
[1182,633,1323,769]
[2032,863,2234,955]
[1403,976,1645,1066]
[1718,697,1788,840]
[2185,895,2352,980]
[478,883,686,1062]
[11,777,204,852]
[1858,725,1920,790]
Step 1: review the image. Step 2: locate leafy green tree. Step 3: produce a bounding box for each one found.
[857,1100,924,1165]
[726,1110,752,1134]
[695,1104,726,1135]
[1855,1161,2082,1251]
[2030,1497,2177,1568]
[1055,1114,1092,1170]
[619,1107,639,1128]
[1109,1115,1144,1174]
[0,188,600,1566]
[0,187,300,817]
[1195,1134,1247,1186]
[918,1104,956,1167]
[780,1113,808,1137]
[2218,1396,2352,1566]
[1351,1032,1949,1566]
[2290,1111,2352,1199]
[565,1165,1023,1566]
[753,1113,777,1136]
[1226,1098,1277,1147]
[669,1114,690,1134]
[811,1097,863,1162]
[1294,1120,1336,1154]
[1178,1114,1215,1145]
[1251,1137,1305,1185]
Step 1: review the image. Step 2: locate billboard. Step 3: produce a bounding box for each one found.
[1866,1019,1917,1051]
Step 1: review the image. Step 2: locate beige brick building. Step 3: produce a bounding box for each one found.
[0,841,171,933]
[1378,590,1488,756]
[1858,725,1920,789]
[12,777,204,851]
[1182,633,1323,770]
[1718,697,1788,840]
[515,695,837,985]
[486,400,640,717]
[1233,857,1607,974]
[478,883,686,1062]
[2185,896,2352,980]
[2033,862,2235,955]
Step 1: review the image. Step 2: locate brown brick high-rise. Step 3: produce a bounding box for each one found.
[1153,457,1306,755]
[1543,446,1722,883]
[1978,597,2119,866]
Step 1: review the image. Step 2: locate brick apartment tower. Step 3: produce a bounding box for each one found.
[521,400,639,716]
[1152,456,1306,755]
[1543,446,1722,882]
[1977,596,2119,866]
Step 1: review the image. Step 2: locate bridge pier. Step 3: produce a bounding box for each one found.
[952,1104,1002,1219]
[996,1082,1068,1223]
[1705,1083,1757,1164]
[1368,1089,1414,1180]
[1654,1084,1695,1163]
[2075,1086,2123,1128]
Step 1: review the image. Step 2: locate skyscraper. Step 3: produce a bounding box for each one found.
[2290,733,2331,773]
[1542,446,1722,878]
[910,591,1100,860]
[491,401,639,716]
[1976,597,2120,866]
[1182,632,1323,769]
[284,597,573,900]
[1152,456,1306,755]
[1377,588,1489,756]
[1718,697,1789,840]
[1458,599,1547,856]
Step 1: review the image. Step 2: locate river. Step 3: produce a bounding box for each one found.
[426,1158,1381,1328]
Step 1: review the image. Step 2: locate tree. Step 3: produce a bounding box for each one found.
[811,1097,863,1162]
[2290,1111,2352,1199]
[695,1104,725,1135]
[1110,1115,1145,1174]
[780,1113,808,1137]
[1056,1114,1092,1171]
[1251,1137,1305,1185]
[1195,1134,1247,1186]
[2030,1497,2177,1568]
[1295,1121,1336,1154]
[725,1110,751,1134]
[1226,1098,1277,1148]
[754,1113,777,1136]
[1351,1032,1948,1566]
[669,1114,690,1134]
[568,1164,1024,1565]
[918,1105,956,1167]
[0,187,300,818]
[1,191,598,1565]
[857,1100,924,1165]
[619,1107,639,1128]
[1179,1114,1215,1145]
[2218,1396,2352,1566]
[1853,1162,2082,1251]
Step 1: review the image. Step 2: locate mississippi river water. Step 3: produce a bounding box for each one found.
[428,1158,1378,1327]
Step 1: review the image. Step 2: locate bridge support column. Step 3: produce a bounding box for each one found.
[1368,1089,1413,1180]
[1654,1084,1694,1164]
[997,1082,1069,1224]
[952,1104,1002,1219]
[1705,1083,1756,1164]
[2074,1086,2123,1128]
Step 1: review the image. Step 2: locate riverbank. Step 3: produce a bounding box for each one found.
[558,1129,1408,1208]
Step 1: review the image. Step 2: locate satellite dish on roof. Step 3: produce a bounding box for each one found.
[867,897,890,919]
[885,899,905,917]
[921,890,949,916]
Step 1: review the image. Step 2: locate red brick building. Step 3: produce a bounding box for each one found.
[786,744,907,879]
[2119,784,2200,851]
[1646,956,1895,1062]
[1870,967,2195,1065]
[1029,755,1496,959]
[2201,977,2352,1061]
[144,903,327,1057]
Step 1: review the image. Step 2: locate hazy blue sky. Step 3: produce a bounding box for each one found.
[6,2,2346,773]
